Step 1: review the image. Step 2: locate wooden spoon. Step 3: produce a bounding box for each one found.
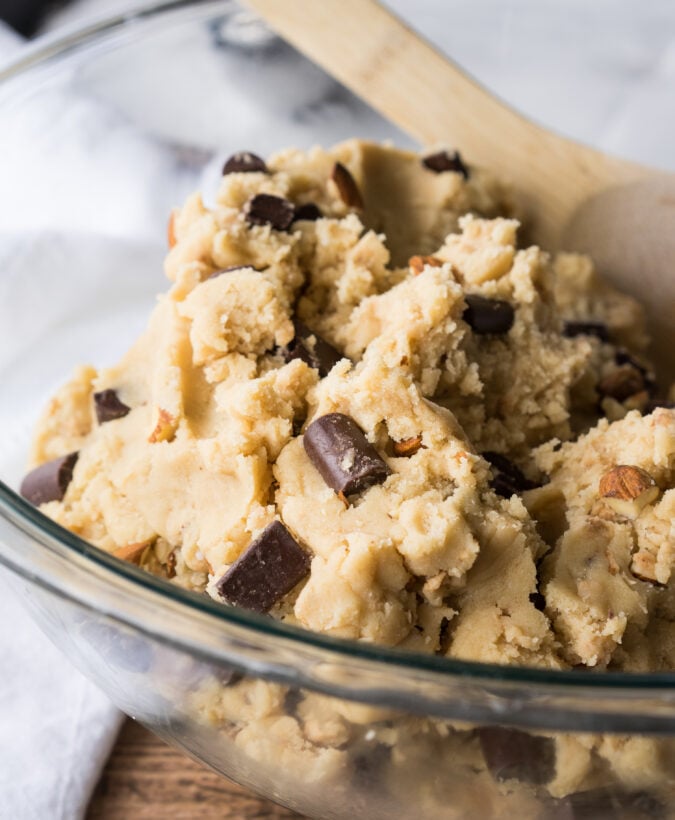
[245,0,675,371]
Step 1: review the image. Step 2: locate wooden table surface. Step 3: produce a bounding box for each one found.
[88,718,303,819]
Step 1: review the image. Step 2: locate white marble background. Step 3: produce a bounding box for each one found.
[0,2,673,818]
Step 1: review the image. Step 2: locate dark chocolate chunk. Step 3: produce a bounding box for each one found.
[303,413,391,497]
[222,151,268,175]
[215,521,310,613]
[292,202,323,222]
[20,452,79,507]
[598,365,646,402]
[478,727,555,785]
[93,389,131,424]
[331,162,364,209]
[463,294,515,335]
[562,320,609,342]
[282,320,344,377]
[422,150,469,179]
[483,451,537,497]
[246,194,296,231]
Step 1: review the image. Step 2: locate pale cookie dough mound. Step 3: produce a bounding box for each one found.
[431,216,592,457]
[275,344,558,666]
[178,268,293,363]
[527,408,675,668]
[29,285,318,583]
[22,140,666,674]
[30,364,97,465]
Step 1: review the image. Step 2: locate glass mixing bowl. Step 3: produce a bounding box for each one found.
[1,2,675,818]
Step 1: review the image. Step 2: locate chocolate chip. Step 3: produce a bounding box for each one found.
[598,365,646,402]
[93,389,131,424]
[246,194,296,231]
[464,295,515,335]
[281,320,344,377]
[20,452,79,506]
[303,413,391,497]
[215,521,310,613]
[478,727,555,785]
[483,451,537,497]
[292,202,322,222]
[562,320,609,343]
[422,150,469,179]
[222,151,268,175]
[331,162,364,209]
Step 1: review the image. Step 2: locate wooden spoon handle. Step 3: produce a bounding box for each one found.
[247,0,524,152]
[243,0,648,246]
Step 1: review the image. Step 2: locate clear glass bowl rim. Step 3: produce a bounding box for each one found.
[1,0,675,704]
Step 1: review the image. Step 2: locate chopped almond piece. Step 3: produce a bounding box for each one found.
[393,435,423,457]
[148,409,177,444]
[408,255,443,276]
[113,541,152,564]
[599,465,659,518]
[167,211,178,248]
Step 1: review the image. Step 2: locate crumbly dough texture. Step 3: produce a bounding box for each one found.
[28,141,675,809]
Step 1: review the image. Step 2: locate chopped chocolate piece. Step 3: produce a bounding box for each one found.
[94,389,131,424]
[222,151,268,175]
[281,320,344,377]
[478,727,555,785]
[529,591,546,611]
[215,521,310,613]
[246,194,296,231]
[303,413,392,497]
[393,435,423,457]
[422,150,469,179]
[464,294,515,335]
[483,451,537,497]
[292,202,323,222]
[20,452,79,507]
[562,320,609,342]
[598,365,646,402]
[331,162,364,209]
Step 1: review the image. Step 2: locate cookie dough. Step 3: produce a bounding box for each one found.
[20,141,675,812]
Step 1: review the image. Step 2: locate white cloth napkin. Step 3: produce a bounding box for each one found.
[0,2,674,818]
